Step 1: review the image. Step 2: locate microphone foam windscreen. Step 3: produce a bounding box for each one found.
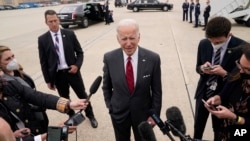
[166,106,186,136]
[89,76,102,94]
[138,121,157,141]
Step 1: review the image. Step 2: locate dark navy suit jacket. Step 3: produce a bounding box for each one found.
[195,36,245,99]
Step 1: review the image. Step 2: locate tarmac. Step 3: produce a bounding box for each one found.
[0,0,250,140]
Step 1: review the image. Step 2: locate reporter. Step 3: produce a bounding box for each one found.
[0,73,88,140]
[205,43,250,140]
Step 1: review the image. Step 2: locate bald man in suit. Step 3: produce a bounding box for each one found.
[102,19,162,141]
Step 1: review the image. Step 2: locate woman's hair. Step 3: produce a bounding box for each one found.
[0,45,24,78]
[229,42,250,81]
[0,46,11,62]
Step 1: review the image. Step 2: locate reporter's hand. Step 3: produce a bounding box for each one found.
[207,95,221,105]
[208,105,236,120]
[58,121,77,134]
[68,126,77,134]
[13,128,30,138]
[70,99,89,110]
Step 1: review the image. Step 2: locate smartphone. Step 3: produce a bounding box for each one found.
[203,66,213,70]
[21,130,29,135]
[202,99,216,110]
[47,126,68,141]
[64,112,85,126]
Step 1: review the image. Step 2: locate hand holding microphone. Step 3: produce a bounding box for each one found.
[64,76,102,126]
[68,99,89,111]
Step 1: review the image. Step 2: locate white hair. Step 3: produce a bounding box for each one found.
[116,19,139,34]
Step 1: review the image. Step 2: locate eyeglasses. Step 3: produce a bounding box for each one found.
[235,60,250,74]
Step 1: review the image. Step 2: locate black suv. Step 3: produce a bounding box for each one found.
[57,2,105,28]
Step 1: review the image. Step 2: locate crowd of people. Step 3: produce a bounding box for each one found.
[1,2,250,141]
[182,0,211,30]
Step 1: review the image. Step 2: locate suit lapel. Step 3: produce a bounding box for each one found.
[60,29,67,54]
[115,49,128,90]
[136,47,147,90]
[221,36,236,67]
[47,31,58,55]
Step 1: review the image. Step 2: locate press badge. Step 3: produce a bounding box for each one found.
[209,81,217,91]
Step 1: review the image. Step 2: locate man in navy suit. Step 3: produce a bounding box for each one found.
[194,0,200,27]
[189,0,195,23]
[102,19,162,141]
[202,0,211,30]
[38,10,98,128]
[182,0,189,21]
[193,16,246,141]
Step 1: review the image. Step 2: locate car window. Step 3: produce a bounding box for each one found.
[60,6,77,13]
[135,0,141,4]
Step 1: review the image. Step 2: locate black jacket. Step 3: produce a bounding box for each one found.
[203,5,211,17]
[0,75,59,135]
[38,29,83,86]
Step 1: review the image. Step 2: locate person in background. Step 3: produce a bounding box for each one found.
[0,45,50,136]
[109,10,114,23]
[194,0,200,28]
[38,9,98,128]
[102,19,162,141]
[0,46,35,89]
[203,0,211,31]
[189,0,195,23]
[193,16,246,141]
[182,0,189,21]
[205,42,250,140]
[103,1,110,25]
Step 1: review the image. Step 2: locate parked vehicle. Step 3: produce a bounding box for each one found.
[127,0,173,12]
[57,2,105,28]
[3,5,17,10]
[0,5,4,10]
[16,4,30,9]
[114,0,127,7]
[0,5,17,10]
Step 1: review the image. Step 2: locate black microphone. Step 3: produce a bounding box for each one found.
[149,111,175,141]
[65,76,102,126]
[138,121,157,141]
[166,106,186,137]
[87,76,102,100]
[80,76,102,112]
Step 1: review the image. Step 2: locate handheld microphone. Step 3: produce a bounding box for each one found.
[87,76,102,101]
[138,121,157,141]
[64,76,102,126]
[166,106,186,137]
[149,111,175,141]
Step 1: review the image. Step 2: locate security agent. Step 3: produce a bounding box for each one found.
[194,0,200,28]
[189,0,195,23]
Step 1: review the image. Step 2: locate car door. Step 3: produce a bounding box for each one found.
[141,0,148,9]
[147,0,155,9]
